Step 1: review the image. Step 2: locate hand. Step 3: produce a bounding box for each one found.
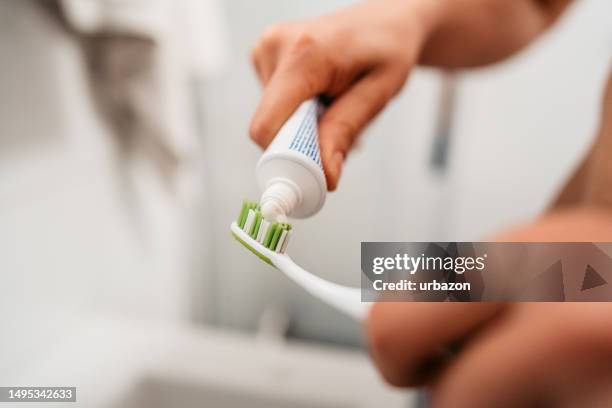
[366,208,612,408]
[249,1,437,190]
[249,0,572,191]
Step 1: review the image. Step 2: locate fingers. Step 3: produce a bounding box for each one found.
[432,303,612,408]
[249,33,335,148]
[366,302,504,387]
[249,17,413,190]
[318,67,406,190]
[369,302,612,407]
[251,25,284,85]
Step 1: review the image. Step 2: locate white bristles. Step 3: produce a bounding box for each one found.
[275,229,288,253]
[257,219,270,243]
[244,209,256,233]
[280,230,291,253]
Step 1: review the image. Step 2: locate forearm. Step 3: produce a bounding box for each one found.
[400,0,574,68]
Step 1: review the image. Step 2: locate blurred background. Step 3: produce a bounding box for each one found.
[0,0,611,407]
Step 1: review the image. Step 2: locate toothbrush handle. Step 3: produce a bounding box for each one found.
[274,256,372,321]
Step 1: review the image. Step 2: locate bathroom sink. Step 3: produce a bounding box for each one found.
[114,376,349,408]
[9,318,413,408]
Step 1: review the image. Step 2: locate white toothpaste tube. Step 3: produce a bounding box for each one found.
[256,98,327,221]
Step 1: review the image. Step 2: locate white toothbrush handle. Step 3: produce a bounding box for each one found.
[273,255,372,321]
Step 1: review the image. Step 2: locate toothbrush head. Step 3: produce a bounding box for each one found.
[231,200,292,265]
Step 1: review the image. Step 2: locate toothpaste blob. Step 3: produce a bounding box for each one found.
[256,99,327,221]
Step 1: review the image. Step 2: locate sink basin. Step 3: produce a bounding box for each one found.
[9,318,414,408]
[115,377,350,408]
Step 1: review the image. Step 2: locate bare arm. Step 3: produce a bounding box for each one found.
[420,0,574,67]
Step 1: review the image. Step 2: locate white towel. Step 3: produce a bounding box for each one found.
[57,0,228,196]
[60,0,228,77]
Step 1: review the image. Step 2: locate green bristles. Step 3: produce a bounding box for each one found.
[233,200,293,255]
[250,211,262,238]
[262,222,277,248]
[262,222,291,251]
[269,223,285,250]
[237,200,260,229]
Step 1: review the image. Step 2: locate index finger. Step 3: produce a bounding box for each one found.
[249,35,334,147]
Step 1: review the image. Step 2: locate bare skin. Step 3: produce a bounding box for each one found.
[249,0,573,189]
[250,0,612,406]
[368,207,612,407]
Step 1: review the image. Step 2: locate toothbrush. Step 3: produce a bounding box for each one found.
[231,200,372,321]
